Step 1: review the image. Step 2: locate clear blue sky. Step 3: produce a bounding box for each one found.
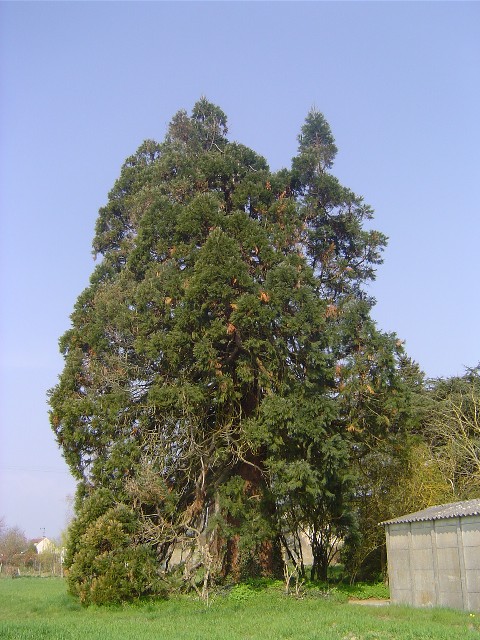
[1,1,479,540]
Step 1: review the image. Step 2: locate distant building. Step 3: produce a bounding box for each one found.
[31,537,55,554]
[381,499,480,612]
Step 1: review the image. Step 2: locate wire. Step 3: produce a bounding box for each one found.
[0,466,73,475]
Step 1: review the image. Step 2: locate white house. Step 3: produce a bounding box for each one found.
[32,537,55,554]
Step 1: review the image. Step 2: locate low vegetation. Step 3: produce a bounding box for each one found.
[0,577,477,640]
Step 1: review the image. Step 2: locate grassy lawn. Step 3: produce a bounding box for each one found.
[0,578,478,640]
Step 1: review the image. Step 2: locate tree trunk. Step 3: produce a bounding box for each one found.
[310,539,329,582]
[219,457,282,581]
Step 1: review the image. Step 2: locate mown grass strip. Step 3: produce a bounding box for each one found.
[0,578,477,640]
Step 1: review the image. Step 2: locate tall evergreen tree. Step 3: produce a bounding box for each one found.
[49,99,408,600]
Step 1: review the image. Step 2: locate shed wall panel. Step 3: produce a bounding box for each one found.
[388,531,410,550]
[435,526,458,548]
[461,516,479,527]
[390,588,412,605]
[411,548,434,570]
[466,570,480,593]
[437,572,462,593]
[410,529,431,550]
[388,524,408,535]
[388,548,412,591]
[436,547,461,571]
[461,524,480,547]
[412,569,436,606]
[469,593,480,611]
[439,591,464,610]
[463,546,480,570]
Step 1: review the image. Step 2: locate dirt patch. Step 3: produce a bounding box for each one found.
[348,598,390,606]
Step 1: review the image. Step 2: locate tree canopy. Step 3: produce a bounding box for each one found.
[49,98,413,602]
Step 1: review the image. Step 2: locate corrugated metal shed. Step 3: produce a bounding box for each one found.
[381,498,480,525]
[382,499,480,612]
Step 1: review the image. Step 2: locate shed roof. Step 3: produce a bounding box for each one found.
[381,498,480,526]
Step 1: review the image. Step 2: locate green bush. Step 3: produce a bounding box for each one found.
[228,583,256,602]
[66,503,164,605]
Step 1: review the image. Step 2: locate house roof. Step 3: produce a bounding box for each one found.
[380,498,480,526]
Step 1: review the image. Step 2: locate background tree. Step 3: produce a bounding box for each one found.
[424,366,480,499]
[0,526,34,575]
[342,365,480,582]
[50,99,408,601]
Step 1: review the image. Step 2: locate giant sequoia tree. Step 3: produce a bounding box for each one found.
[50,99,410,601]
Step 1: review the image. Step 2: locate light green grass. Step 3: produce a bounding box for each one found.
[0,578,477,640]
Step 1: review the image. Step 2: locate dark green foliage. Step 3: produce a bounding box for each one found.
[66,499,163,605]
[49,99,412,602]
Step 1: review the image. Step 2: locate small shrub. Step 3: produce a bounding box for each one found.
[228,583,255,602]
[67,503,165,605]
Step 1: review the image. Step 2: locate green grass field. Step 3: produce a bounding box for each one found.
[0,578,477,639]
